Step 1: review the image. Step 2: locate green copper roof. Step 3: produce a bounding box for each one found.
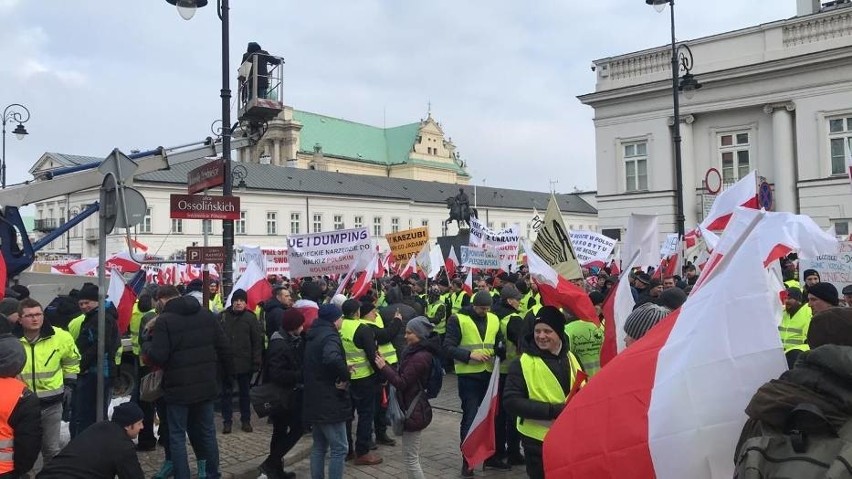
[293,110,420,166]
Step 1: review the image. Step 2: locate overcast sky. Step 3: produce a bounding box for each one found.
[0,1,794,195]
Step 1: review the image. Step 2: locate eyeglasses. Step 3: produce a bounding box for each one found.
[22,312,43,319]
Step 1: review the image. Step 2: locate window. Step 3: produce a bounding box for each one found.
[828,116,852,175]
[313,213,323,233]
[202,220,212,234]
[290,213,300,235]
[834,220,850,236]
[391,217,400,233]
[421,219,429,227]
[501,222,507,229]
[373,216,382,236]
[354,215,363,229]
[141,208,152,233]
[236,211,246,235]
[488,221,494,229]
[267,212,277,235]
[719,131,751,183]
[623,141,648,192]
[60,207,65,223]
[171,219,183,234]
[333,215,344,230]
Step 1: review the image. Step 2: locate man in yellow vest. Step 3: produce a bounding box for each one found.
[443,290,508,476]
[339,299,385,466]
[780,287,812,369]
[14,298,81,462]
[491,285,525,466]
[425,287,447,337]
[447,278,470,316]
[564,291,605,377]
[208,279,224,314]
[0,332,42,477]
[503,306,584,479]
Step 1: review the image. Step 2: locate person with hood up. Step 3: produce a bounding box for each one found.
[293,280,322,330]
[0,333,41,478]
[503,306,585,479]
[143,285,232,479]
[374,316,440,479]
[218,289,263,434]
[37,402,145,479]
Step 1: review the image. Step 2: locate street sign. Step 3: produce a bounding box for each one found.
[101,174,117,234]
[170,194,240,220]
[98,149,138,182]
[116,186,147,228]
[186,246,226,263]
[701,193,717,222]
[758,181,773,210]
[187,158,225,194]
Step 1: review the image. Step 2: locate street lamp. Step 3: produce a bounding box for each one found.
[645,0,701,238]
[2,103,31,189]
[165,0,235,297]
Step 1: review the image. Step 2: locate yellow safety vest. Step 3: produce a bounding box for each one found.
[67,314,85,340]
[129,302,144,356]
[0,378,25,473]
[499,313,522,374]
[784,279,801,290]
[779,304,812,353]
[19,327,81,402]
[516,352,582,441]
[371,315,398,365]
[429,301,447,335]
[209,294,225,314]
[564,320,604,377]
[450,291,468,315]
[455,312,499,374]
[340,319,375,380]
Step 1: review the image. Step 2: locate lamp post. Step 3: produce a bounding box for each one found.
[2,103,31,189]
[165,0,235,297]
[646,0,701,238]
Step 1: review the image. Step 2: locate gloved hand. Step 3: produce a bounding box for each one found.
[495,341,507,361]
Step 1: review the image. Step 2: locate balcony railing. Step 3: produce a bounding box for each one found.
[84,228,99,241]
[34,218,65,232]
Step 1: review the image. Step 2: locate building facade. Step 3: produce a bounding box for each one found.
[580,1,852,238]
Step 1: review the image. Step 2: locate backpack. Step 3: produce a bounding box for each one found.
[734,403,852,479]
[423,354,444,400]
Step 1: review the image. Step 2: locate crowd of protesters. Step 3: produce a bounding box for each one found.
[0,251,851,478]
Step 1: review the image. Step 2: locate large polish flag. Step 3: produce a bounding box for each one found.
[599,251,640,367]
[543,208,836,479]
[226,260,272,311]
[107,269,147,335]
[524,240,599,324]
[461,358,501,468]
[700,170,759,232]
[445,245,460,279]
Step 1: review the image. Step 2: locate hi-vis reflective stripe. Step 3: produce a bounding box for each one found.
[35,387,64,399]
[345,352,369,369]
[459,343,495,351]
[778,326,804,334]
[0,439,11,447]
[525,418,554,429]
[30,371,56,380]
[0,452,12,461]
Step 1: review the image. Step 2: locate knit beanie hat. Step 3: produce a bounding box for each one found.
[657,287,687,310]
[407,316,435,341]
[78,283,99,302]
[0,333,25,377]
[341,298,361,318]
[186,279,204,293]
[231,289,248,303]
[533,306,566,336]
[624,303,671,341]
[785,287,803,302]
[807,307,852,349]
[472,290,493,307]
[802,269,820,281]
[280,309,305,332]
[500,284,521,301]
[331,294,348,309]
[0,298,19,317]
[317,304,343,323]
[111,402,145,427]
[359,301,376,317]
[808,282,839,306]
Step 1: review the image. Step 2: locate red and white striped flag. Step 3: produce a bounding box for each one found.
[524,240,599,324]
[461,358,501,468]
[399,255,418,279]
[599,252,639,367]
[107,269,146,335]
[700,170,759,232]
[462,269,474,295]
[226,260,272,311]
[543,208,837,479]
[445,245,460,279]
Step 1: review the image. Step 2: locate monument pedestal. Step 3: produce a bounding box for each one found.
[437,230,469,260]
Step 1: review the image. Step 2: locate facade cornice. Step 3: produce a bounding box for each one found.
[596,189,676,200]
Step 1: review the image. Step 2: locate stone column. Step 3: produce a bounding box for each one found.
[764,103,797,213]
[273,140,282,166]
[670,114,697,230]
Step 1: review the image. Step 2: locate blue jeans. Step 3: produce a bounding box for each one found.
[70,373,110,438]
[457,373,490,442]
[310,422,348,479]
[167,400,220,479]
[220,373,252,424]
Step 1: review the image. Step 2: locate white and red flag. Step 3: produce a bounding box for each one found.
[462,269,474,296]
[524,240,599,324]
[399,255,418,279]
[107,268,147,335]
[700,170,759,232]
[543,208,837,479]
[461,358,502,468]
[350,251,381,299]
[127,237,148,252]
[445,245,460,279]
[226,260,272,311]
[599,251,640,367]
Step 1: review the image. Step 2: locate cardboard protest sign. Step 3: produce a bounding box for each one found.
[386,226,430,262]
[286,227,372,278]
[237,245,289,277]
[798,241,852,292]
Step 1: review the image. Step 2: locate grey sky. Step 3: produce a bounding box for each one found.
[0,1,794,195]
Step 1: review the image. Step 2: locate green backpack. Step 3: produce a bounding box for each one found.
[734,403,852,478]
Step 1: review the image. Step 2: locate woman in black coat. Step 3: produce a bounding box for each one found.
[258,310,306,479]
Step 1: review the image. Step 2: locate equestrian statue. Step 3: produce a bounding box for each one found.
[444,187,478,232]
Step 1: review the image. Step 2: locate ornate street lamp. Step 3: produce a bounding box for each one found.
[2,103,31,189]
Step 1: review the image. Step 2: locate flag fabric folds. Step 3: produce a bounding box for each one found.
[107,269,146,335]
[524,240,599,325]
[599,252,639,367]
[461,359,501,468]
[543,208,837,479]
[700,170,759,232]
[226,260,272,311]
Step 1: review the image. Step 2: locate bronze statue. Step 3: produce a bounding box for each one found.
[444,187,478,231]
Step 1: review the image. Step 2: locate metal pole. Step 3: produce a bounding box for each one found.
[1,118,5,189]
[220,0,235,297]
[670,0,686,238]
[95,176,110,423]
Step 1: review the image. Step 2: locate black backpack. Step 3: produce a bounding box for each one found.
[423,354,444,400]
[734,403,852,478]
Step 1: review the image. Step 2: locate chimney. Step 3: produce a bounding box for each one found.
[797,0,821,15]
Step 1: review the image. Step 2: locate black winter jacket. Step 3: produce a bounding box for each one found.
[262,297,289,339]
[503,334,574,436]
[219,307,263,375]
[266,330,304,389]
[76,306,120,376]
[302,320,352,425]
[1,387,41,478]
[142,296,232,405]
[36,420,144,479]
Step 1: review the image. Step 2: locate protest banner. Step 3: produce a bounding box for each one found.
[568,230,617,265]
[532,196,583,280]
[798,240,852,291]
[286,226,373,278]
[469,216,521,271]
[236,245,289,277]
[659,233,680,257]
[386,226,430,262]
[460,246,501,269]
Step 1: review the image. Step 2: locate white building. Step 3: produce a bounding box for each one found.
[580,0,852,238]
